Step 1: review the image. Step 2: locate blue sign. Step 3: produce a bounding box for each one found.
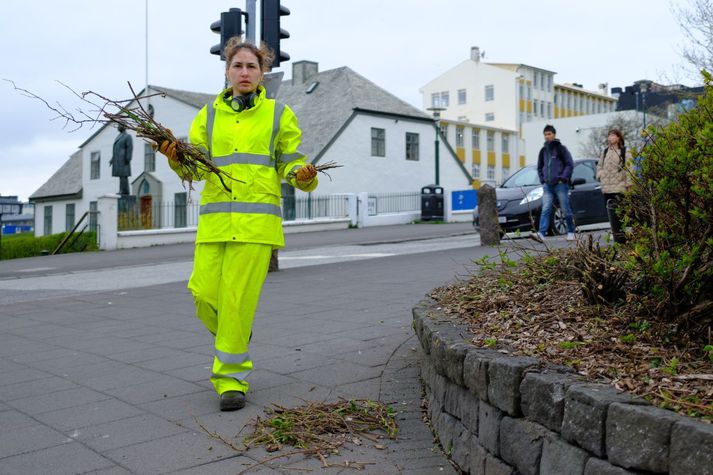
[451,189,477,211]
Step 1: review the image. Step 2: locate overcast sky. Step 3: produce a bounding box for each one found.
[0,0,694,202]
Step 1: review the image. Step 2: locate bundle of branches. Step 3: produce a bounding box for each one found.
[243,399,397,465]
[7,80,238,192]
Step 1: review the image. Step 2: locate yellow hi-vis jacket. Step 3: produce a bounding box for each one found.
[178,86,317,248]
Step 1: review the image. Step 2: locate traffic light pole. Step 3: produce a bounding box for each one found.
[245,0,256,43]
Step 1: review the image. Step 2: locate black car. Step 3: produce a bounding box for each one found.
[473,159,608,236]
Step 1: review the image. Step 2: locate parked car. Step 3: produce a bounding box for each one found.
[473,159,609,236]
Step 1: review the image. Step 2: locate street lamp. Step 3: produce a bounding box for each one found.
[427,107,445,185]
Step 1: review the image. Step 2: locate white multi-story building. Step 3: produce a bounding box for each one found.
[419,46,617,176]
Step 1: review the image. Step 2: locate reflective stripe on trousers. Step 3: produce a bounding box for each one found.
[187,242,272,395]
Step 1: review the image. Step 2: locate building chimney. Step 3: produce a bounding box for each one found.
[292,60,319,85]
[598,82,608,95]
[471,46,481,63]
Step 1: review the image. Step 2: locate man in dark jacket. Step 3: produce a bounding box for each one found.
[110,125,133,195]
[536,125,575,240]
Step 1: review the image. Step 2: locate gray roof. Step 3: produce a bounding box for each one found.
[150,85,214,109]
[30,150,83,201]
[276,66,432,161]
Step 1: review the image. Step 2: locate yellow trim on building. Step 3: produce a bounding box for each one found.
[472,149,481,164]
[527,101,532,113]
[519,155,525,168]
[519,99,525,112]
[502,153,510,168]
[456,147,465,162]
[487,151,496,167]
[472,179,480,189]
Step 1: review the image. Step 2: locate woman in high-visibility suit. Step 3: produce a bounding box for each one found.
[159,37,317,411]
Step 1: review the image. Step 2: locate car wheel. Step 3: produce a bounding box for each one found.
[549,206,567,236]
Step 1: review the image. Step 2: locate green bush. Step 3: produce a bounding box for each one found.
[624,71,713,322]
[0,231,98,260]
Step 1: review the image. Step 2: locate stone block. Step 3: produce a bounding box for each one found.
[443,342,470,385]
[430,326,465,377]
[420,353,435,389]
[584,457,641,475]
[479,401,505,457]
[561,383,647,457]
[499,417,549,475]
[444,380,478,434]
[436,411,459,455]
[429,369,448,408]
[451,422,471,472]
[670,418,713,475]
[487,356,539,416]
[540,435,589,475]
[606,402,681,473]
[469,436,487,475]
[464,349,497,401]
[520,372,579,432]
[484,453,516,475]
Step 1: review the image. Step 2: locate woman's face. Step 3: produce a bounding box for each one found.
[608,133,620,147]
[227,49,263,96]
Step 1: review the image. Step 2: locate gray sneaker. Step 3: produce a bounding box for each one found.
[220,391,246,411]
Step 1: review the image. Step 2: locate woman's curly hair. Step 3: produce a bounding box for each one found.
[224,37,275,71]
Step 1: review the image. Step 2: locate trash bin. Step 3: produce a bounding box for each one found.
[421,185,444,221]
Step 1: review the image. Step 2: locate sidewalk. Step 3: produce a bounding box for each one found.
[0,239,489,474]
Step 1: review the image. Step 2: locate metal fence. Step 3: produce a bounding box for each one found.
[117,194,351,231]
[366,192,421,214]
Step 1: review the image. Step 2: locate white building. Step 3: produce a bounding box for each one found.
[30,62,472,237]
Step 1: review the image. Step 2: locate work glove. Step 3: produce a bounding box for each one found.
[294,164,317,183]
[159,139,178,162]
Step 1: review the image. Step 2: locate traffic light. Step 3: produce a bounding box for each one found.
[261,0,290,67]
[210,8,243,60]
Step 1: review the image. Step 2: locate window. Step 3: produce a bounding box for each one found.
[487,165,495,180]
[527,86,532,100]
[547,102,553,119]
[371,128,385,157]
[90,151,100,179]
[485,112,495,122]
[455,127,464,147]
[572,162,596,183]
[89,201,97,232]
[547,75,552,91]
[519,83,525,99]
[441,91,449,107]
[533,72,538,89]
[431,93,440,108]
[487,131,494,151]
[471,129,480,149]
[144,143,156,172]
[519,112,526,124]
[554,93,559,105]
[65,204,75,231]
[405,132,419,161]
[540,101,545,117]
[502,167,510,178]
[533,100,538,117]
[501,134,509,154]
[472,164,480,178]
[458,89,466,105]
[485,85,494,101]
[174,192,187,228]
[44,205,52,235]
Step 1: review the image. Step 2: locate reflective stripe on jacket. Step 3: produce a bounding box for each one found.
[180,86,317,247]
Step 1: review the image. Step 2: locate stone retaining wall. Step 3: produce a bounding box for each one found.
[412,298,713,475]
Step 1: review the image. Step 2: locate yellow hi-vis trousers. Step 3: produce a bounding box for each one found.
[187,242,272,395]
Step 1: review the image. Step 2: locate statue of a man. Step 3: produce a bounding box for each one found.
[110,125,133,195]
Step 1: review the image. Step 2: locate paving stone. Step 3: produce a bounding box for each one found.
[484,453,517,475]
[0,375,78,401]
[104,431,237,474]
[606,402,681,473]
[669,418,713,475]
[34,398,144,432]
[0,420,69,458]
[6,386,111,415]
[73,413,187,452]
[290,360,383,387]
[0,442,115,475]
[0,409,38,430]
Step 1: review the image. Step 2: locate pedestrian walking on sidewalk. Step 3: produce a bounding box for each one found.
[536,124,576,241]
[596,128,631,244]
[159,37,318,411]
